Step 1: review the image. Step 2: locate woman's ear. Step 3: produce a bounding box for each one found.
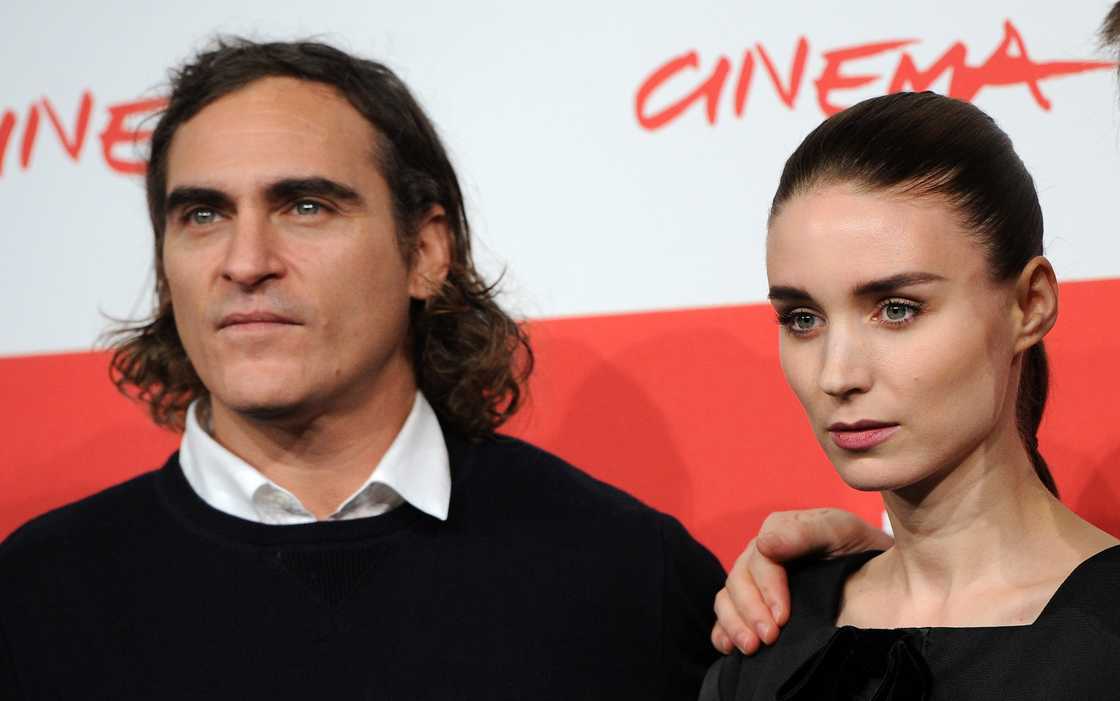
[1012,256,1058,353]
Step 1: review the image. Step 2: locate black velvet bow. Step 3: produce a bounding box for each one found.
[776,626,932,701]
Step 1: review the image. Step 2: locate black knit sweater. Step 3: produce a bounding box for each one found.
[0,433,724,700]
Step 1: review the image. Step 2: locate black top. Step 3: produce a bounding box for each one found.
[701,546,1120,700]
[0,433,724,700]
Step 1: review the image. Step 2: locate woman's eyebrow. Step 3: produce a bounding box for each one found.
[767,273,944,303]
[852,272,946,296]
[768,285,814,303]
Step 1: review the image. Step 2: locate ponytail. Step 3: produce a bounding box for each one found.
[1018,342,1058,497]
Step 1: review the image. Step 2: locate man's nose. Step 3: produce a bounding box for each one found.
[221,212,284,289]
[817,325,872,399]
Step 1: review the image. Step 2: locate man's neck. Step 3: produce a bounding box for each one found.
[205,373,418,520]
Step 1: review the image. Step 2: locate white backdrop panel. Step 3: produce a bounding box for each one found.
[2,0,1117,356]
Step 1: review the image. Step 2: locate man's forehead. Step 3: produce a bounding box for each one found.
[198,75,352,114]
[165,77,378,192]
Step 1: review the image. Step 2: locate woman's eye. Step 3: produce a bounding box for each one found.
[792,313,818,331]
[778,310,822,334]
[879,301,920,324]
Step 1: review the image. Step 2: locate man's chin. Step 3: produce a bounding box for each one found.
[235,401,309,422]
[210,386,316,425]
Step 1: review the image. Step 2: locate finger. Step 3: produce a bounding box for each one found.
[855,517,896,552]
[714,588,760,655]
[710,624,734,655]
[724,563,779,644]
[756,508,894,561]
[817,508,894,554]
[750,558,790,628]
[755,510,827,561]
[754,512,814,561]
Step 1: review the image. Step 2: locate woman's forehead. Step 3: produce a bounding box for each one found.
[766,184,989,291]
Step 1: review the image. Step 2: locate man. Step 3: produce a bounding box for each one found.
[0,39,723,699]
[710,1,1120,658]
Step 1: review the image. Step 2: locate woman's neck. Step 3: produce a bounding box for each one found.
[838,429,1117,628]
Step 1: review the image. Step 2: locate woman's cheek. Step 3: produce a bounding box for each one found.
[780,341,822,415]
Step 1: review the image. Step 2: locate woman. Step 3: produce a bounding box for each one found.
[701,91,1120,700]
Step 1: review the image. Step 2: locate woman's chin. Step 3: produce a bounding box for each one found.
[831,457,925,493]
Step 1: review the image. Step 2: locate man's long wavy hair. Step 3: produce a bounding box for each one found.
[109,38,533,437]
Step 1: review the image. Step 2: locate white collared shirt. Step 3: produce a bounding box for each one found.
[178,392,450,524]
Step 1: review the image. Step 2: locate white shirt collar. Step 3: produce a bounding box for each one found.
[179,392,450,524]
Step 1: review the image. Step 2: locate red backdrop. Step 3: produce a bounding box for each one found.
[3,277,1118,567]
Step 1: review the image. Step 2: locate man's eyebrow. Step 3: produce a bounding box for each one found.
[852,272,946,296]
[164,187,234,216]
[768,285,814,303]
[264,177,364,206]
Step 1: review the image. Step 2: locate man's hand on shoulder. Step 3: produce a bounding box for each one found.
[710,508,893,655]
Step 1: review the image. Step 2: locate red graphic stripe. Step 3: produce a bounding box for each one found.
[3,278,1119,566]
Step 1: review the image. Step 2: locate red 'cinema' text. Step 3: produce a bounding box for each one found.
[635,20,1116,131]
[0,92,167,178]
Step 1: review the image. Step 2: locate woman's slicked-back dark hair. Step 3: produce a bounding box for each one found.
[1103,3,1120,54]
[770,91,1058,497]
[110,37,533,438]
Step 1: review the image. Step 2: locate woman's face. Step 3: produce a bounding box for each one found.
[767,182,1021,492]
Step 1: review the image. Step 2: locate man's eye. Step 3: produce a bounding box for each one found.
[187,208,218,226]
[293,201,322,216]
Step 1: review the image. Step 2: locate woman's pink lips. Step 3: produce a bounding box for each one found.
[828,424,900,451]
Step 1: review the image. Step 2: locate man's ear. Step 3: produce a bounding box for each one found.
[1012,256,1058,353]
[407,205,452,301]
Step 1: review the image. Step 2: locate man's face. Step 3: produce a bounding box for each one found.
[162,77,434,424]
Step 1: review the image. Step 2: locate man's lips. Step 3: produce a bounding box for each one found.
[827,420,900,451]
[217,311,300,330]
